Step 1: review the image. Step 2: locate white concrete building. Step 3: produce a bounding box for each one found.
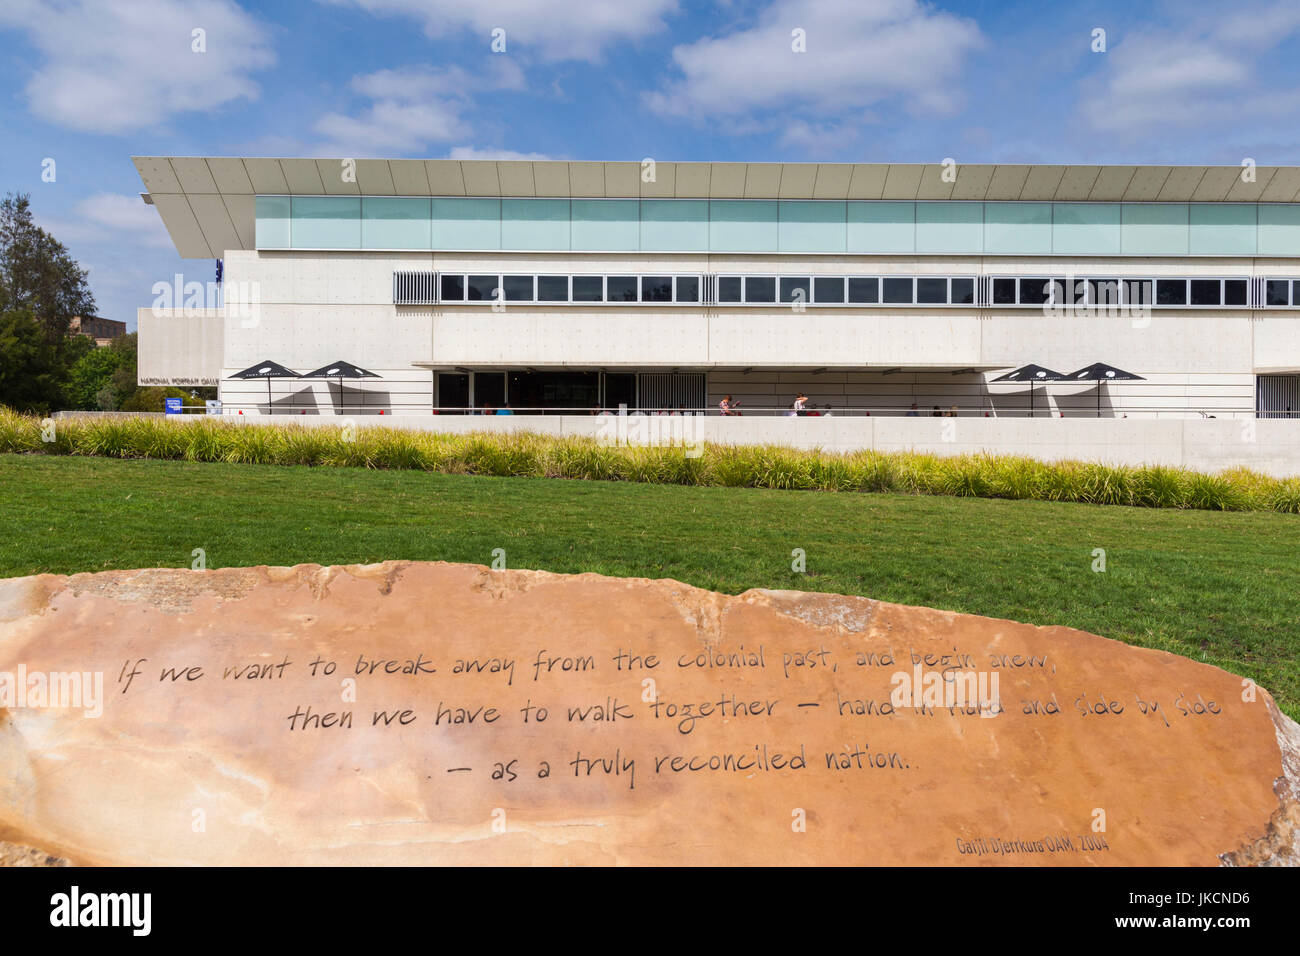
[135,158,1300,426]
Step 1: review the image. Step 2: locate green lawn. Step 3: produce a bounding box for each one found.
[2,454,1296,718]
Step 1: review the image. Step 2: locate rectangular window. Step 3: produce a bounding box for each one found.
[537,275,569,302]
[1124,279,1153,306]
[440,274,464,301]
[814,276,845,303]
[1055,277,1082,304]
[882,277,913,304]
[1018,278,1051,305]
[916,277,947,304]
[641,276,673,301]
[675,276,700,302]
[607,275,638,302]
[467,274,500,301]
[572,275,604,301]
[745,276,776,303]
[446,272,1292,309]
[780,277,811,304]
[1189,279,1221,306]
[1089,279,1121,305]
[503,275,534,301]
[1156,279,1187,306]
[847,277,878,303]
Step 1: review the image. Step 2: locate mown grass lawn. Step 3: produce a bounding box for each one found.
[2,453,1296,718]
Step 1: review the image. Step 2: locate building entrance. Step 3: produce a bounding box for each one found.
[508,371,600,413]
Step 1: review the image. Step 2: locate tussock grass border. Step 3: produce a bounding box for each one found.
[3,408,1296,514]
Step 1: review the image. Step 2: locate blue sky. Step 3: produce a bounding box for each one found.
[1,0,1298,329]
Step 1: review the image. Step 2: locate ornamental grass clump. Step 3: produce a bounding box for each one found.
[1,408,1295,515]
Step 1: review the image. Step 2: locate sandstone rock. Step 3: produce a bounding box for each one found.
[0,561,1294,866]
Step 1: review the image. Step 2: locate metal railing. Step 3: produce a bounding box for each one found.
[219,405,1278,419]
[56,405,1294,420]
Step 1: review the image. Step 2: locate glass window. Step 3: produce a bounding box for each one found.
[882,277,913,304]
[1089,279,1121,305]
[745,276,776,303]
[607,275,638,301]
[1189,279,1220,306]
[1156,279,1187,306]
[675,276,700,303]
[255,195,291,249]
[1061,278,1080,303]
[440,274,464,301]
[572,276,603,301]
[847,277,878,303]
[1045,278,1069,303]
[537,275,568,301]
[467,275,500,301]
[1018,278,1051,305]
[780,277,811,304]
[641,276,673,301]
[718,276,742,302]
[950,278,974,304]
[1224,279,1247,306]
[916,277,947,304]
[993,278,1016,304]
[363,197,432,250]
[1293,281,1300,306]
[291,195,361,249]
[814,276,845,303]
[503,275,534,301]
[1124,279,1153,306]
[1267,280,1290,306]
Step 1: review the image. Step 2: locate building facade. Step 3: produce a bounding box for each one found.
[69,315,127,347]
[135,158,1300,420]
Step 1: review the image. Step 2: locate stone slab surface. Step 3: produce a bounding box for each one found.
[0,561,1295,866]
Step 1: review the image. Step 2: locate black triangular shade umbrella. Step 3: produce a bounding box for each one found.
[991,364,1065,417]
[1066,362,1145,417]
[230,360,300,413]
[301,360,380,413]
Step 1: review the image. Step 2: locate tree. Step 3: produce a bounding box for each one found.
[0,193,96,342]
[106,332,138,401]
[121,385,204,413]
[0,310,64,413]
[66,341,126,409]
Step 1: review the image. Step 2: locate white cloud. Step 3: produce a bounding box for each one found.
[320,0,677,62]
[81,194,176,247]
[0,0,275,134]
[315,97,472,154]
[1079,2,1300,135]
[447,146,555,161]
[38,193,173,250]
[312,61,525,155]
[644,0,983,127]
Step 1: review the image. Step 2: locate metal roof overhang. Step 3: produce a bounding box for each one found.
[133,157,1300,259]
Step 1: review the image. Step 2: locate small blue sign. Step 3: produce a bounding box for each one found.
[165,397,183,416]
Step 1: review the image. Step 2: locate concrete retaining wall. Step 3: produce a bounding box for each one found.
[169,412,1300,477]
